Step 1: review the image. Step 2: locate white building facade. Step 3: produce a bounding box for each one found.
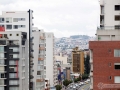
[0,31,28,90]
[32,29,57,89]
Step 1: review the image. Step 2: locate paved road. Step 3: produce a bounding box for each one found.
[78,83,90,90]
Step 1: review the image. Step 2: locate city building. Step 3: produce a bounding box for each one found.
[32,28,45,90]
[0,30,28,90]
[32,29,57,89]
[89,0,120,89]
[55,53,68,64]
[72,47,84,75]
[0,10,34,89]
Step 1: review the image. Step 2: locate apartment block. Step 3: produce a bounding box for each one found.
[32,28,45,90]
[72,47,84,75]
[0,10,34,90]
[0,31,28,90]
[89,0,120,90]
[32,29,57,89]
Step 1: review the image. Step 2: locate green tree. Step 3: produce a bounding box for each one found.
[82,73,89,80]
[63,79,69,86]
[55,85,62,90]
[84,55,90,75]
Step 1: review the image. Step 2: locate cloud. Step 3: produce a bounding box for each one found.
[0,0,100,38]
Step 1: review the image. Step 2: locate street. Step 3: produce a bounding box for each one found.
[62,82,91,90]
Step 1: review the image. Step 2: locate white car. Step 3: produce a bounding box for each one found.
[70,85,72,89]
[73,86,76,90]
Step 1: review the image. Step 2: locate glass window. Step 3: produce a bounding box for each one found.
[6,25,12,29]
[0,47,4,52]
[6,17,12,23]
[9,47,19,52]
[37,71,41,75]
[0,53,4,58]
[9,61,16,65]
[13,54,19,58]
[114,76,120,83]
[114,49,120,57]
[10,87,19,90]
[0,60,4,65]
[9,73,17,78]
[13,25,18,29]
[9,80,19,85]
[0,80,4,85]
[0,18,4,23]
[0,87,4,90]
[13,18,18,22]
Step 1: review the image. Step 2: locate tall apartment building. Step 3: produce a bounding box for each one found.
[0,31,28,90]
[0,10,34,89]
[89,0,120,89]
[32,29,57,89]
[72,47,84,75]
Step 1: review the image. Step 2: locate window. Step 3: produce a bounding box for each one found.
[18,25,25,28]
[0,87,4,90]
[37,71,41,75]
[9,61,16,65]
[115,25,120,29]
[10,87,19,90]
[114,63,120,69]
[16,34,19,36]
[13,18,18,22]
[6,18,12,23]
[109,63,111,67]
[6,25,12,29]
[0,80,4,85]
[0,53,4,58]
[114,76,120,83]
[0,18,4,23]
[9,80,19,85]
[38,61,40,64]
[10,34,12,36]
[115,15,120,21]
[109,76,112,80]
[115,5,120,10]
[0,60,4,65]
[13,25,18,29]
[114,49,120,57]
[9,67,17,72]
[9,73,17,78]
[9,47,19,52]
[0,46,4,52]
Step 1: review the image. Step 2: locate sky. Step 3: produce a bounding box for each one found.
[0,0,100,38]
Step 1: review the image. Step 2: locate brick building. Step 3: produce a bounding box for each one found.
[89,41,120,90]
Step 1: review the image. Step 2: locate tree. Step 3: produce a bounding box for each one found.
[63,79,69,86]
[84,55,90,75]
[55,85,62,90]
[82,73,89,80]
[63,79,72,86]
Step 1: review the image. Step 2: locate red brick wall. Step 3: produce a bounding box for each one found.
[89,41,120,90]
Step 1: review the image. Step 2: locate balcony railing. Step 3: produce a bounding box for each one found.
[97,26,120,30]
[38,58,44,60]
[40,36,45,40]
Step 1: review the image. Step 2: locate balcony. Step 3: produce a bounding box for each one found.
[38,58,44,61]
[7,41,19,47]
[36,79,44,82]
[39,47,45,50]
[40,36,45,40]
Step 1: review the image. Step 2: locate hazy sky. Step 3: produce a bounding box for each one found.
[0,0,100,38]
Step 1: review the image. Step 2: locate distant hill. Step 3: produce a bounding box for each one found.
[70,35,90,39]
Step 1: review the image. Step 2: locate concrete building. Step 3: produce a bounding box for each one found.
[89,0,120,89]
[32,29,57,89]
[0,10,34,89]
[0,31,28,90]
[32,28,45,90]
[72,47,84,75]
[55,53,68,64]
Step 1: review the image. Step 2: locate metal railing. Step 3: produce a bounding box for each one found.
[97,26,120,30]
